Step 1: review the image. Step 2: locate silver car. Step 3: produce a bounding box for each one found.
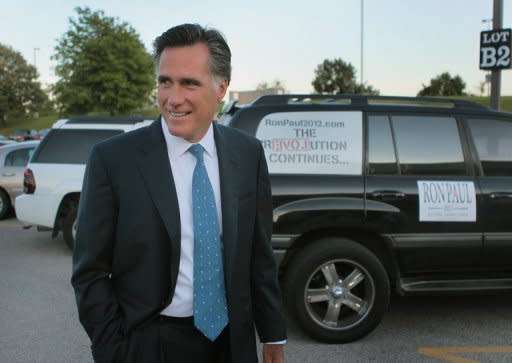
[0,141,39,219]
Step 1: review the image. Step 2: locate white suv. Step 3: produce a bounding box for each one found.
[16,115,154,248]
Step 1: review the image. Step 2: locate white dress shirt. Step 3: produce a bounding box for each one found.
[158,118,285,344]
[160,118,222,317]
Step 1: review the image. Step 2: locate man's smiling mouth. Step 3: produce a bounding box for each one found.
[169,111,191,118]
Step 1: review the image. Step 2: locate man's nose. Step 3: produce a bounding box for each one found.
[166,86,185,107]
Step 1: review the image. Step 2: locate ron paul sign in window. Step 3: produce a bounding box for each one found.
[255,111,363,175]
[479,28,511,70]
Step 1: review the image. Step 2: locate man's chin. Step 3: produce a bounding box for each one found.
[164,120,187,137]
[167,127,197,142]
[168,128,187,138]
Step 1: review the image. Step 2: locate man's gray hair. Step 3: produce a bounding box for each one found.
[153,23,231,83]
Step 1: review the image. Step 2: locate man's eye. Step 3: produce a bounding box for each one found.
[183,80,199,87]
[160,80,171,87]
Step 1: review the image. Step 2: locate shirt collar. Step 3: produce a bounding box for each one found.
[160,116,216,161]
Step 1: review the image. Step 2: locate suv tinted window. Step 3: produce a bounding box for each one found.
[32,129,122,164]
[391,115,465,175]
[367,115,398,175]
[468,118,512,176]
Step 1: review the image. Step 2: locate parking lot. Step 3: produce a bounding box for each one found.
[0,217,511,363]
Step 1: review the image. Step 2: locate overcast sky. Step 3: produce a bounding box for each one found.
[1,0,511,97]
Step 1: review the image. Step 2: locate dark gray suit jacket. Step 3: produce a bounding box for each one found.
[71,119,286,362]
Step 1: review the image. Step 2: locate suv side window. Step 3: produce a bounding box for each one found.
[367,115,398,175]
[392,115,466,175]
[32,129,123,164]
[256,111,363,175]
[467,118,512,177]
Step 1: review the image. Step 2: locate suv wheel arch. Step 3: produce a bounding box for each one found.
[279,229,396,283]
[283,237,390,342]
[55,193,80,249]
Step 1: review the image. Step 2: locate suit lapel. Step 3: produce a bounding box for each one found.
[214,124,240,281]
[135,120,181,286]
[134,121,239,292]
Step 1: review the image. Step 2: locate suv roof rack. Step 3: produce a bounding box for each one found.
[251,94,488,110]
[66,115,149,124]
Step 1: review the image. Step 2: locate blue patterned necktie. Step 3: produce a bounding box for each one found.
[188,144,228,341]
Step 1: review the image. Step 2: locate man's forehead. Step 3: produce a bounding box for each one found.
[158,45,210,71]
[160,43,210,60]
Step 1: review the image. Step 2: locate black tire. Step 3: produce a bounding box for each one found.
[284,237,390,343]
[0,189,12,220]
[63,205,77,250]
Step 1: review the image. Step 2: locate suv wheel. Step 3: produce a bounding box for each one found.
[0,189,11,220]
[63,204,77,250]
[284,238,390,343]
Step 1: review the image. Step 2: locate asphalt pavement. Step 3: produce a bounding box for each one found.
[1,218,512,363]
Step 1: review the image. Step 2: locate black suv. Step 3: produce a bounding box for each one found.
[220,94,512,343]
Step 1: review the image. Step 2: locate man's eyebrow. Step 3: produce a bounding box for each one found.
[157,75,171,83]
[157,76,202,86]
[180,77,202,86]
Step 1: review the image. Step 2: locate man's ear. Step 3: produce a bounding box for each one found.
[216,78,228,102]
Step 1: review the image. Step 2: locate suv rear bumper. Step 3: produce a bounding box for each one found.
[15,194,61,228]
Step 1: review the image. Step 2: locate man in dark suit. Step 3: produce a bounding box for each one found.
[71,24,286,363]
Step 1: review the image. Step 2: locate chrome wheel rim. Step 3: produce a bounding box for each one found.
[304,258,375,331]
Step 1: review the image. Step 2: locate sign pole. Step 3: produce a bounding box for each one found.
[490,0,503,110]
[360,0,364,86]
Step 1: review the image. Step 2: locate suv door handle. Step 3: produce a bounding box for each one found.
[369,191,406,199]
[489,192,512,199]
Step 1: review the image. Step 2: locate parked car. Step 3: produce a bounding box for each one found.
[0,134,16,147]
[15,116,153,248]
[32,128,51,140]
[0,141,40,219]
[220,94,512,343]
[9,129,37,142]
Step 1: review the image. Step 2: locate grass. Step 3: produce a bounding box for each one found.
[0,108,160,137]
[1,96,511,136]
[0,114,60,136]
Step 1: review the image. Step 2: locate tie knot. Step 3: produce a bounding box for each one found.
[188,144,204,162]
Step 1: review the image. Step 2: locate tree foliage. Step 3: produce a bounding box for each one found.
[0,43,48,125]
[52,7,155,115]
[256,79,286,92]
[418,72,466,96]
[312,58,378,95]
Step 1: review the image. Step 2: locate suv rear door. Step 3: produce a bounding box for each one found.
[19,128,124,230]
[236,108,366,238]
[365,113,483,275]
[466,116,512,271]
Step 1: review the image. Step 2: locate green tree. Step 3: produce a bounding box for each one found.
[53,7,155,115]
[256,79,287,92]
[0,44,48,126]
[418,72,466,96]
[312,58,379,95]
